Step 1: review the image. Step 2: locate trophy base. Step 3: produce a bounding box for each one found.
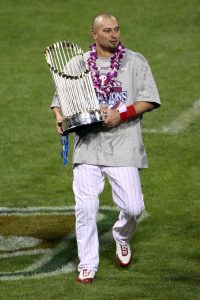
[61,110,103,134]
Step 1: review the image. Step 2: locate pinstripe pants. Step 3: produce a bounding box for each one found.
[73,164,145,272]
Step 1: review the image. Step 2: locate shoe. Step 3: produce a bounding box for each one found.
[116,243,132,267]
[77,269,95,284]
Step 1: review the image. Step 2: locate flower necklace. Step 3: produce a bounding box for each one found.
[87,42,126,99]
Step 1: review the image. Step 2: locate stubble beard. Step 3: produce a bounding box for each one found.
[102,41,119,54]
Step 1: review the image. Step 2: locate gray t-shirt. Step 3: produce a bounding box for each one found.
[51,49,160,168]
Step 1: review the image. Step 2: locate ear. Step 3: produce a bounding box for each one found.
[91,30,97,40]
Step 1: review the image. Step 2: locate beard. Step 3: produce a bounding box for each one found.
[101,41,119,53]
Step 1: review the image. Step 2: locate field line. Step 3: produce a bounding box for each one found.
[0,263,76,281]
[0,206,75,216]
[24,236,74,273]
[143,98,200,134]
[0,248,51,259]
[0,205,119,216]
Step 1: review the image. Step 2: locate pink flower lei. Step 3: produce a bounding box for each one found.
[87,42,126,99]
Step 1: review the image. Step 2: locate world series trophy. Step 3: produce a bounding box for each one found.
[44,41,103,134]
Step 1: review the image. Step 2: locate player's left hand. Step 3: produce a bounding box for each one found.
[100,108,121,127]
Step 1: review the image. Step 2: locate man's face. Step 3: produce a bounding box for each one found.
[92,17,120,53]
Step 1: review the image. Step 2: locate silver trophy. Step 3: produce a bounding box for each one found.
[44,41,103,133]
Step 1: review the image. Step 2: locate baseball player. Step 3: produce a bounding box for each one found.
[51,13,161,284]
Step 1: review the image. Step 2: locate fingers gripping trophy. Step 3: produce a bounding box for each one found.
[44,41,103,134]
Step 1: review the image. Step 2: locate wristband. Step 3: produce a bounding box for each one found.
[118,105,137,122]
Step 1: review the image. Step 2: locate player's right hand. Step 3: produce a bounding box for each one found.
[52,107,64,135]
[56,120,64,135]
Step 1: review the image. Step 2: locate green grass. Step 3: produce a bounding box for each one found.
[0,0,200,299]
[0,255,42,273]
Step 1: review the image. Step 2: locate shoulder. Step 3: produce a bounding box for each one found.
[125,49,149,65]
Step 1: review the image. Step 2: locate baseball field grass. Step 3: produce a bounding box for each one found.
[0,0,200,299]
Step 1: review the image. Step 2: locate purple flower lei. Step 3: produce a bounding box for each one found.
[87,42,126,99]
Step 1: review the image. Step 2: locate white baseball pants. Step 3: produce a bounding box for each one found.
[73,164,145,272]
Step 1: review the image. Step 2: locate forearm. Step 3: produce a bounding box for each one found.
[133,101,154,115]
[52,107,64,122]
[102,101,155,127]
[118,101,154,123]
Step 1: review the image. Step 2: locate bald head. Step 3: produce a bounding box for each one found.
[92,13,118,31]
